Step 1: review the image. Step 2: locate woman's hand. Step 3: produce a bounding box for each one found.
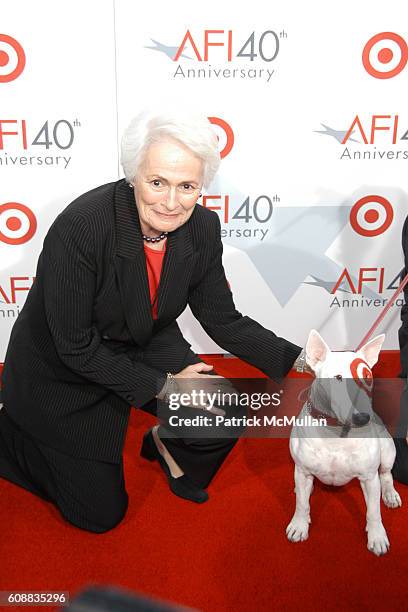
[175,362,216,379]
[159,362,238,415]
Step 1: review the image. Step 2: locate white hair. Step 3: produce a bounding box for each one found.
[120,107,221,189]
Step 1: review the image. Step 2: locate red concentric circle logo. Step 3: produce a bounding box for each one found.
[208,117,234,159]
[350,195,393,237]
[0,34,26,83]
[362,32,408,79]
[0,203,37,244]
[350,357,373,397]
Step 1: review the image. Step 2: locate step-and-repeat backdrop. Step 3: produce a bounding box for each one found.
[1,0,407,359]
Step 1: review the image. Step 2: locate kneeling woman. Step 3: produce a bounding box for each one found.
[0,107,306,532]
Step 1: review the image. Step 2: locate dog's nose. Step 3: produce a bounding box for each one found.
[352,412,370,426]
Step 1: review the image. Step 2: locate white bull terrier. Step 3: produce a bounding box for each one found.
[287,330,402,556]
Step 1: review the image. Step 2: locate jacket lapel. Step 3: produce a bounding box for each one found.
[113,180,153,346]
[156,217,195,322]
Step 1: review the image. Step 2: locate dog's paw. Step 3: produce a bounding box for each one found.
[286,516,310,542]
[367,524,390,556]
[382,488,402,509]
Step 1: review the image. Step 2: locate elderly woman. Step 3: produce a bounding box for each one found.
[0,108,306,533]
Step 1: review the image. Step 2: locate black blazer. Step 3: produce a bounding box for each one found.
[1,179,301,461]
[399,214,408,377]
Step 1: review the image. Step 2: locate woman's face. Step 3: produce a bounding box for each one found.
[132,139,204,236]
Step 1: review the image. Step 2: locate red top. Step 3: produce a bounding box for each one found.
[143,241,167,319]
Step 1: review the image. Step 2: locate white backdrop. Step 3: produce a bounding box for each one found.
[1,0,408,361]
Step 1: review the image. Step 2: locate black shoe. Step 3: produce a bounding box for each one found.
[140,429,209,503]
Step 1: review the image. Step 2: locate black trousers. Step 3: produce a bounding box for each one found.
[392,438,408,485]
[0,387,239,534]
[0,406,129,533]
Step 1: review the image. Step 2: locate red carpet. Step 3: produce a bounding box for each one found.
[0,353,407,611]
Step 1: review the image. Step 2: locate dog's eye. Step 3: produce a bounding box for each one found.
[335,374,343,381]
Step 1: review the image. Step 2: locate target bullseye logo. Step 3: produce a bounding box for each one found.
[350,195,393,237]
[350,358,373,397]
[362,32,408,79]
[208,117,234,159]
[0,34,26,83]
[0,203,37,244]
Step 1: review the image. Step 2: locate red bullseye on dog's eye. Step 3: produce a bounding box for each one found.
[350,358,373,396]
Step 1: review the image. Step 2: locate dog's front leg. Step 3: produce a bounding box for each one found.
[286,464,314,542]
[379,436,402,509]
[360,474,390,556]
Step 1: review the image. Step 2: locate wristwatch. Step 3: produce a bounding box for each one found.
[294,348,309,373]
[157,372,178,401]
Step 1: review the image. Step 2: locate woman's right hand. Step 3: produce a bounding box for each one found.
[169,362,237,414]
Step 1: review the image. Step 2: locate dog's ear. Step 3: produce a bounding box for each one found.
[305,329,330,369]
[357,334,385,368]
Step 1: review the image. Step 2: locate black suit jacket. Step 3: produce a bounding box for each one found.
[1,179,301,461]
[399,214,408,377]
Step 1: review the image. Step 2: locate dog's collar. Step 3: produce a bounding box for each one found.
[306,399,354,437]
[306,400,342,427]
